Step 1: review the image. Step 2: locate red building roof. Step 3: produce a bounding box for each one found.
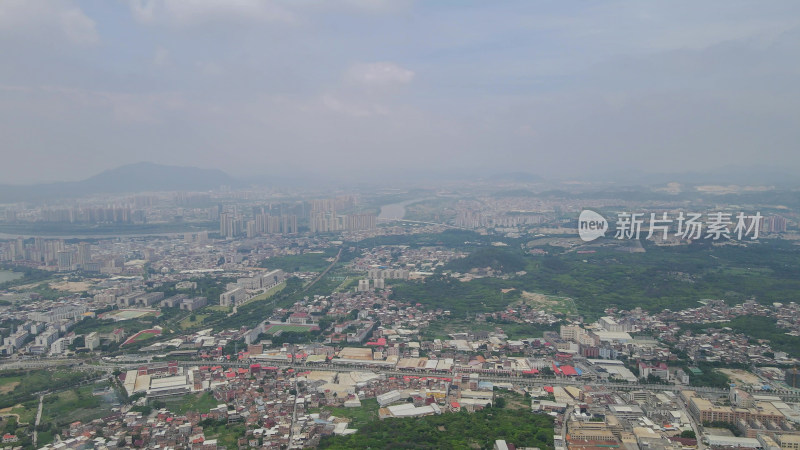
[561,365,578,376]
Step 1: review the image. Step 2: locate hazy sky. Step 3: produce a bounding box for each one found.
[1,1,799,184]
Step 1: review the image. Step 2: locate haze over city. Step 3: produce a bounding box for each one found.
[3,3,800,449]
[2,1,800,184]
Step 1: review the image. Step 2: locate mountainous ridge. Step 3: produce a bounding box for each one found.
[0,162,237,202]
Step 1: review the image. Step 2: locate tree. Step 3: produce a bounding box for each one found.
[495,397,506,408]
[681,430,696,439]
[3,416,17,434]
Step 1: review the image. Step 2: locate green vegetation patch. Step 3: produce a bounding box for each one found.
[41,386,101,423]
[179,313,210,329]
[263,324,317,334]
[399,240,800,320]
[421,318,558,341]
[391,275,521,316]
[260,250,338,272]
[682,316,800,358]
[318,398,381,429]
[241,282,286,305]
[197,418,246,449]
[0,369,101,410]
[446,248,527,274]
[167,392,218,415]
[320,407,554,449]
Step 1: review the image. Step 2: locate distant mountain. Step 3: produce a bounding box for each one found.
[576,165,798,187]
[0,162,237,202]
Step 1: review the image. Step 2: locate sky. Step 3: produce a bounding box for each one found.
[1,1,799,184]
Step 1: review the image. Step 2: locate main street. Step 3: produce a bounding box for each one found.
[6,357,799,402]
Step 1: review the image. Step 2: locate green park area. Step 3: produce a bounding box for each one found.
[421,318,558,341]
[393,238,800,320]
[319,407,554,449]
[260,249,339,272]
[165,392,218,415]
[264,324,317,334]
[313,398,381,430]
[0,369,110,447]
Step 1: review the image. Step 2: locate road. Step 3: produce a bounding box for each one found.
[32,394,44,448]
[7,357,799,401]
[677,392,704,450]
[58,358,800,401]
[302,248,341,293]
[83,359,724,392]
[288,373,300,448]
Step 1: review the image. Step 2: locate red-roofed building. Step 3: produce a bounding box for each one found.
[668,437,697,447]
[289,312,313,324]
[555,352,573,362]
[561,365,578,376]
[366,337,387,346]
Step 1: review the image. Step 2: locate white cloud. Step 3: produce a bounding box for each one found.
[322,94,389,117]
[347,62,415,86]
[27,85,186,124]
[0,1,98,45]
[291,0,414,14]
[129,0,294,26]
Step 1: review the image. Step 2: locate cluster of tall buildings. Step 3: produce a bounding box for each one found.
[763,215,788,233]
[310,196,358,213]
[37,206,145,224]
[217,198,376,237]
[308,196,376,233]
[309,212,376,233]
[219,204,298,239]
[454,210,486,229]
[1,238,98,271]
[366,268,410,280]
[247,213,298,238]
[219,210,244,238]
[455,209,547,229]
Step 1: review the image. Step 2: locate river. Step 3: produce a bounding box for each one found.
[0,270,23,283]
[378,198,431,221]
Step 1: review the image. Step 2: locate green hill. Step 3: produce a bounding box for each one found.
[446,248,526,274]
